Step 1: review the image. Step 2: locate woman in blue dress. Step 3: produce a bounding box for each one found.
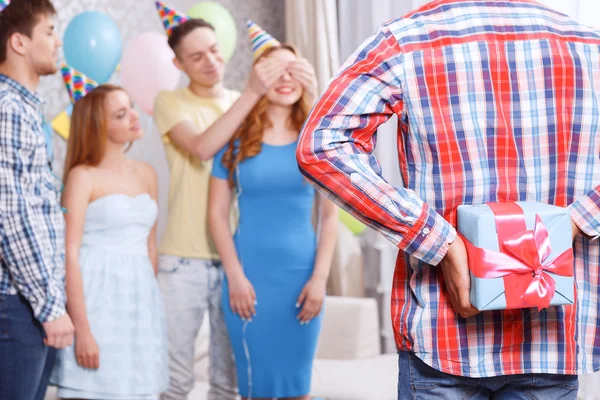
[50,71,168,399]
[208,40,338,400]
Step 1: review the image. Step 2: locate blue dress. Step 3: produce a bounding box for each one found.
[212,141,323,398]
[50,194,169,399]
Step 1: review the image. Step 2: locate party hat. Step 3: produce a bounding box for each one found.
[0,0,11,13]
[247,19,281,61]
[61,65,99,103]
[155,1,189,37]
[52,107,71,140]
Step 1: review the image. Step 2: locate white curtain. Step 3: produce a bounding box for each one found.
[338,0,428,62]
[337,0,430,354]
[285,0,341,92]
[285,0,370,299]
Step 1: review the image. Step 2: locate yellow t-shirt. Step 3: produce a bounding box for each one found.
[153,87,240,260]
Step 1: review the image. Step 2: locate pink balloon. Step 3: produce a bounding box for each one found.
[121,32,180,115]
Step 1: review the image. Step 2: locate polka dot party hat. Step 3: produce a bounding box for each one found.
[61,64,99,103]
[155,1,189,37]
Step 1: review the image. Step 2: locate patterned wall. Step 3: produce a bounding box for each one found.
[41,0,285,237]
[41,0,285,120]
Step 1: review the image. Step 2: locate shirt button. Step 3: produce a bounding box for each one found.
[422,227,430,235]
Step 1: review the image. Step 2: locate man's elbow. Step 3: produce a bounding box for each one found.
[296,137,316,173]
[186,142,212,162]
[195,148,213,162]
[169,130,213,162]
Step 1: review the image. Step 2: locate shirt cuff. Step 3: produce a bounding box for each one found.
[569,196,600,240]
[32,286,67,323]
[401,205,457,266]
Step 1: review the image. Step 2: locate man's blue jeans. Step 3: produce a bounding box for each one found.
[0,295,57,400]
[398,351,578,399]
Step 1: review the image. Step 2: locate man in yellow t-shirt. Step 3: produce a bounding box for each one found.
[153,18,286,400]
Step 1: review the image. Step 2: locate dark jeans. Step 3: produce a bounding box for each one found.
[398,351,578,400]
[0,294,57,400]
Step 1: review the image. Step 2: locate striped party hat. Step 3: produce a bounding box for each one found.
[155,1,188,37]
[247,19,281,61]
[0,0,11,13]
[61,65,99,103]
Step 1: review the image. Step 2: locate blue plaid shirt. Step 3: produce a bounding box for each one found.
[0,74,66,322]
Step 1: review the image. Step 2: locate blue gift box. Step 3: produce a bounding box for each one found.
[457,202,575,311]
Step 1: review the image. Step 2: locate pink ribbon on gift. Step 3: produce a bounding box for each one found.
[461,203,574,310]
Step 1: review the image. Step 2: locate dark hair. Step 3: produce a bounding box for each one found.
[0,0,56,63]
[168,18,215,55]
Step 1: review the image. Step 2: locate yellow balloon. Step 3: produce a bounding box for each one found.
[339,209,367,235]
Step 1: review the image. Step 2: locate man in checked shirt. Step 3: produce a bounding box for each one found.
[0,0,74,399]
[298,0,599,398]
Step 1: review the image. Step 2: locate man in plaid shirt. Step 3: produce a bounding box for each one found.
[298,0,600,398]
[0,0,74,398]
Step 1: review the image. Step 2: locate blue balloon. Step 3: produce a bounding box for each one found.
[63,12,122,84]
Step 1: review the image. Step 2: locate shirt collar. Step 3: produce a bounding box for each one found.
[0,74,44,109]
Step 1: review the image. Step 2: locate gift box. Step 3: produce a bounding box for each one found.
[457,202,575,311]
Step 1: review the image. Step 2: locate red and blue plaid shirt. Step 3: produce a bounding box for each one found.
[298,0,600,377]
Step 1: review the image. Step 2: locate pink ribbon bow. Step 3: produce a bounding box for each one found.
[462,203,574,310]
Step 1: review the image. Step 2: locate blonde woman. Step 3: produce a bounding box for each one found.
[50,75,168,399]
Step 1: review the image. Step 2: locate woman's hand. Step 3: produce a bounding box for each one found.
[288,58,318,101]
[75,330,100,370]
[247,57,288,97]
[228,272,257,321]
[296,277,327,324]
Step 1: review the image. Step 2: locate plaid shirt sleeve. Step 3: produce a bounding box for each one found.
[570,187,600,239]
[0,96,66,322]
[297,25,456,266]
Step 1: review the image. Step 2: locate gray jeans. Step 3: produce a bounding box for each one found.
[158,255,237,400]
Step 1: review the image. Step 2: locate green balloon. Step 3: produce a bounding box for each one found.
[339,209,367,235]
[187,2,237,63]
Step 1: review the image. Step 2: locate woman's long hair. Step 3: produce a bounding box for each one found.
[62,84,124,183]
[222,44,313,187]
